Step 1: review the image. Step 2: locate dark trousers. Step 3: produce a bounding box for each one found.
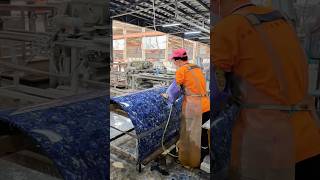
[295,154,320,180]
[201,111,210,161]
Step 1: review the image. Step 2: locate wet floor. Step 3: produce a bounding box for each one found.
[110,134,210,180]
[110,151,210,180]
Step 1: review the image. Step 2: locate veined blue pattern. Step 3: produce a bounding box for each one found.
[111,87,183,162]
[210,67,241,174]
[210,102,240,174]
[0,93,109,180]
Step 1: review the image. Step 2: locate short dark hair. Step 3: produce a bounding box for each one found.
[173,56,188,61]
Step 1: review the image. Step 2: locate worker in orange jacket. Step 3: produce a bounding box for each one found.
[163,48,210,168]
[212,0,320,179]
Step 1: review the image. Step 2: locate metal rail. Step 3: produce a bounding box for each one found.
[0,30,50,42]
[0,4,56,16]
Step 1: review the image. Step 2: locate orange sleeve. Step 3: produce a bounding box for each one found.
[175,66,185,85]
[211,16,242,72]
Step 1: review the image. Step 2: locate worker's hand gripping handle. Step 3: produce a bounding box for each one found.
[163,80,181,105]
[161,93,169,99]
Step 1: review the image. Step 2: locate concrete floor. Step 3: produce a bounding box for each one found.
[110,133,210,180]
[110,151,210,180]
[110,109,210,180]
[0,159,60,180]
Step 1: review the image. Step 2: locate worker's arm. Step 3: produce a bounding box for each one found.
[162,79,182,103]
[211,17,241,72]
[161,67,185,102]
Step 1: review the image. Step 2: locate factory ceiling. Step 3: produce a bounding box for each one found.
[110,0,210,44]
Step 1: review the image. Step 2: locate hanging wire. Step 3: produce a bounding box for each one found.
[153,0,156,31]
[301,0,308,34]
[175,0,178,18]
[152,0,161,59]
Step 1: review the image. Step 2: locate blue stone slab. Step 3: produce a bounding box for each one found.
[210,103,240,174]
[0,93,109,180]
[210,68,241,174]
[111,87,183,162]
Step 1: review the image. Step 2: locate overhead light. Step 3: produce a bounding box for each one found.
[184,31,201,35]
[162,23,181,27]
[199,37,209,40]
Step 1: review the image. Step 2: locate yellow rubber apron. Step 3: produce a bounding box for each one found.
[178,64,206,168]
[229,10,318,180]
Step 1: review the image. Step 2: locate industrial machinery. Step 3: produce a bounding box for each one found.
[111,60,174,91]
[126,61,154,88]
[0,1,110,179]
[110,62,128,89]
[0,0,109,104]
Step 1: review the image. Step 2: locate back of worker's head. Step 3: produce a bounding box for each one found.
[170,48,188,61]
[173,56,188,61]
[169,48,189,68]
[213,0,251,17]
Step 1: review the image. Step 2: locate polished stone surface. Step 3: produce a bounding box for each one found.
[210,69,241,174]
[110,112,134,139]
[0,93,109,180]
[111,87,183,162]
[210,103,240,174]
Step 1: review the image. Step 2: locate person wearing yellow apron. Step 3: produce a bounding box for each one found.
[163,48,210,168]
[212,0,320,179]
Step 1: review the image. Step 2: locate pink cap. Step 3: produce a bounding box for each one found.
[169,48,188,61]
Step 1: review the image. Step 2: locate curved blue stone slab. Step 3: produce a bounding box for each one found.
[111,87,183,162]
[210,103,240,174]
[0,93,109,180]
[210,68,241,174]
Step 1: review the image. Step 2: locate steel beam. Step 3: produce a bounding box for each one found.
[139,0,210,33]
[111,0,188,18]
[195,0,210,11]
[180,1,209,19]
[111,2,193,34]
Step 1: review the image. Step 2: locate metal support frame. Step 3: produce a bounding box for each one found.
[110,109,179,172]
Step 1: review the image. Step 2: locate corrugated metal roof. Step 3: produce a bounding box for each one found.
[110,0,210,44]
